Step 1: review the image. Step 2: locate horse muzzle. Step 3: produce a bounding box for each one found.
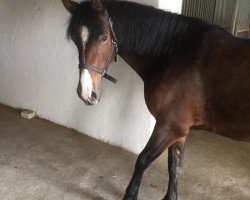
[77,83,98,106]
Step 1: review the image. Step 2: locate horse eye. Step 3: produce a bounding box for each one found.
[100,36,108,43]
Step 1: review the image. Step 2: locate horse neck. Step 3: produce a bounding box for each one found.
[107,2,163,80]
[118,52,156,81]
[106,1,209,80]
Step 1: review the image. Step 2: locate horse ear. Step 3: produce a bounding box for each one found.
[62,0,79,14]
[91,0,105,12]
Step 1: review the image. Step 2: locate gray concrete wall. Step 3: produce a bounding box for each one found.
[0,0,159,154]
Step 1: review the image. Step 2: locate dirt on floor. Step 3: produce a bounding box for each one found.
[0,104,249,200]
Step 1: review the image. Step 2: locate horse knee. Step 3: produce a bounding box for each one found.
[136,153,152,170]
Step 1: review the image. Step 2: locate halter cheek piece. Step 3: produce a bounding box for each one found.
[78,18,118,84]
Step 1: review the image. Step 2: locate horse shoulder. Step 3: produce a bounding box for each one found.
[144,59,205,134]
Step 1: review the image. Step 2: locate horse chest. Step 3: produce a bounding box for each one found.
[144,70,204,123]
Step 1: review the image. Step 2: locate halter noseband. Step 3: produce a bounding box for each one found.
[78,18,118,84]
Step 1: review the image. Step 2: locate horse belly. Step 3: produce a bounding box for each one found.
[200,36,250,142]
[212,122,250,142]
[204,80,250,142]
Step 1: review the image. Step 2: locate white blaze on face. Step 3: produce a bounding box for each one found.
[79,26,93,100]
[81,26,89,48]
[80,69,93,100]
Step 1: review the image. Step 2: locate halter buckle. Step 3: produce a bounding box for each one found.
[102,69,107,77]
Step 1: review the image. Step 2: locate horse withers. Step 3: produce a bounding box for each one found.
[62,0,250,199]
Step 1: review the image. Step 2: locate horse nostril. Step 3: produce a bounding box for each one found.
[91,91,97,102]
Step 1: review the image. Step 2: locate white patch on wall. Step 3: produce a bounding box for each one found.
[159,0,183,13]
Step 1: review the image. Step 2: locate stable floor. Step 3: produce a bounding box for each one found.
[0,104,249,200]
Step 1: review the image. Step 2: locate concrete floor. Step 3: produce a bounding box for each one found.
[0,104,249,200]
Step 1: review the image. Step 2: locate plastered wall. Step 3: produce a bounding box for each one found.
[0,0,159,154]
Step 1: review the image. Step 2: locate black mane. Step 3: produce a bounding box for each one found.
[107,1,220,56]
[67,0,226,57]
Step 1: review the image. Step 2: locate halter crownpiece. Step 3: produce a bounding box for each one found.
[78,17,118,84]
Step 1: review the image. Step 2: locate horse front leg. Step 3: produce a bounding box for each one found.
[123,120,187,200]
[163,137,186,200]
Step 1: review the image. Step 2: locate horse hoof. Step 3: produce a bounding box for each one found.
[123,199,136,200]
[123,198,137,200]
[162,195,177,200]
[123,194,138,200]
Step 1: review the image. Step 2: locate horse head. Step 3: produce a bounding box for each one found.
[62,0,117,105]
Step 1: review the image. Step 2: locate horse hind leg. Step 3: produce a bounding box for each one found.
[123,119,188,200]
[163,137,186,200]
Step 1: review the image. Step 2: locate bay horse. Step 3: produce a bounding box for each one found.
[62,0,250,199]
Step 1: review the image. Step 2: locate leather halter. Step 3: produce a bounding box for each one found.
[78,18,118,84]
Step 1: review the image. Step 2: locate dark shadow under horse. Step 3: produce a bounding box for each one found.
[62,0,250,199]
